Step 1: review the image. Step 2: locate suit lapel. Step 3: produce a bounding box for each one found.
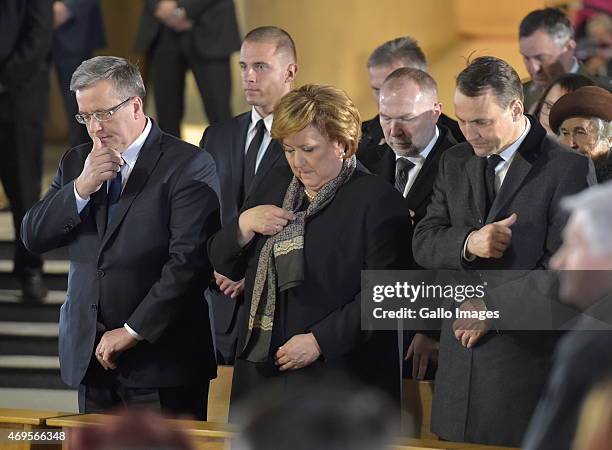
[406,127,456,209]
[487,117,543,221]
[99,123,163,252]
[467,154,488,221]
[378,145,396,184]
[232,113,250,208]
[245,139,283,199]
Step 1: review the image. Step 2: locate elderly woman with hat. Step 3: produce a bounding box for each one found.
[208,84,413,414]
[549,85,612,182]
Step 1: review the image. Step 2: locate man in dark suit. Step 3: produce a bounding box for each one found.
[199,26,298,365]
[359,36,464,155]
[135,0,241,137]
[522,182,612,450]
[53,0,106,148]
[413,56,591,446]
[0,0,53,302]
[21,56,220,419]
[361,67,456,381]
[519,8,611,113]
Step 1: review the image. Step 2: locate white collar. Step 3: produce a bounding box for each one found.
[250,108,274,134]
[569,58,580,74]
[122,117,152,166]
[395,126,439,163]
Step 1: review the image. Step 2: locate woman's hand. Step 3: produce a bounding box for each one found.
[214,271,245,298]
[237,205,295,247]
[274,333,321,371]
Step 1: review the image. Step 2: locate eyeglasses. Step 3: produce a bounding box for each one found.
[75,97,133,124]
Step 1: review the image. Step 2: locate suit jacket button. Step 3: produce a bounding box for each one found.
[64,224,72,232]
[478,218,483,224]
[96,269,105,278]
[90,304,97,311]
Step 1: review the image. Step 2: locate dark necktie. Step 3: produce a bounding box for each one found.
[485,154,503,212]
[106,167,123,225]
[244,119,265,195]
[395,158,415,195]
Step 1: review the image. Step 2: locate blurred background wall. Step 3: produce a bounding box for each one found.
[46,0,567,145]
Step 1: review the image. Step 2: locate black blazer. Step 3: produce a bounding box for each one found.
[0,0,52,94]
[411,116,591,446]
[135,0,241,59]
[358,124,457,225]
[208,165,414,397]
[53,0,106,57]
[21,122,220,388]
[199,112,289,335]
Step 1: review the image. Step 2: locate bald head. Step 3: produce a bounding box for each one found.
[379,68,442,157]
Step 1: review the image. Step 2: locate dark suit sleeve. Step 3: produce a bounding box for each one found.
[199,124,210,149]
[21,155,83,255]
[125,151,220,343]
[412,152,474,269]
[310,189,414,360]
[62,0,98,19]
[0,0,52,87]
[541,156,591,268]
[178,0,224,19]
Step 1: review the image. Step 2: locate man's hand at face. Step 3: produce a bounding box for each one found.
[95,328,139,370]
[75,136,123,199]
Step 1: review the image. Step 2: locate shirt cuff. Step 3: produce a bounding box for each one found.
[462,230,477,262]
[74,182,90,214]
[124,323,144,341]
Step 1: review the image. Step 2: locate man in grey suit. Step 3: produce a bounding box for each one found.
[199,26,297,365]
[413,56,591,446]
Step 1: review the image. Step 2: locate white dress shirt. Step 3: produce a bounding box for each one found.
[395,126,439,197]
[246,108,274,173]
[73,117,153,340]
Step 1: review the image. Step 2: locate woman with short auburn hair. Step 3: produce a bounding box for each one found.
[208,84,414,414]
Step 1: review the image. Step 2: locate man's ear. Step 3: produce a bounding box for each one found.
[510,99,524,121]
[133,97,145,119]
[285,63,298,83]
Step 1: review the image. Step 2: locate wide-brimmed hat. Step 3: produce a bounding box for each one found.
[549,86,612,134]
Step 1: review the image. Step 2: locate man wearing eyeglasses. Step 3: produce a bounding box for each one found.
[21,56,221,419]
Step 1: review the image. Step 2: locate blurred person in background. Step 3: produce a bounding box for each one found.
[52,0,106,148]
[523,182,612,450]
[533,73,595,135]
[574,376,612,450]
[135,0,241,137]
[0,0,53,302]
[549,85,611,182]
[520,8,592,113]
[233,376,398,450]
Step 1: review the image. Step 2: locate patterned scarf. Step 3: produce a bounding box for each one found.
[241,155,357,362]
